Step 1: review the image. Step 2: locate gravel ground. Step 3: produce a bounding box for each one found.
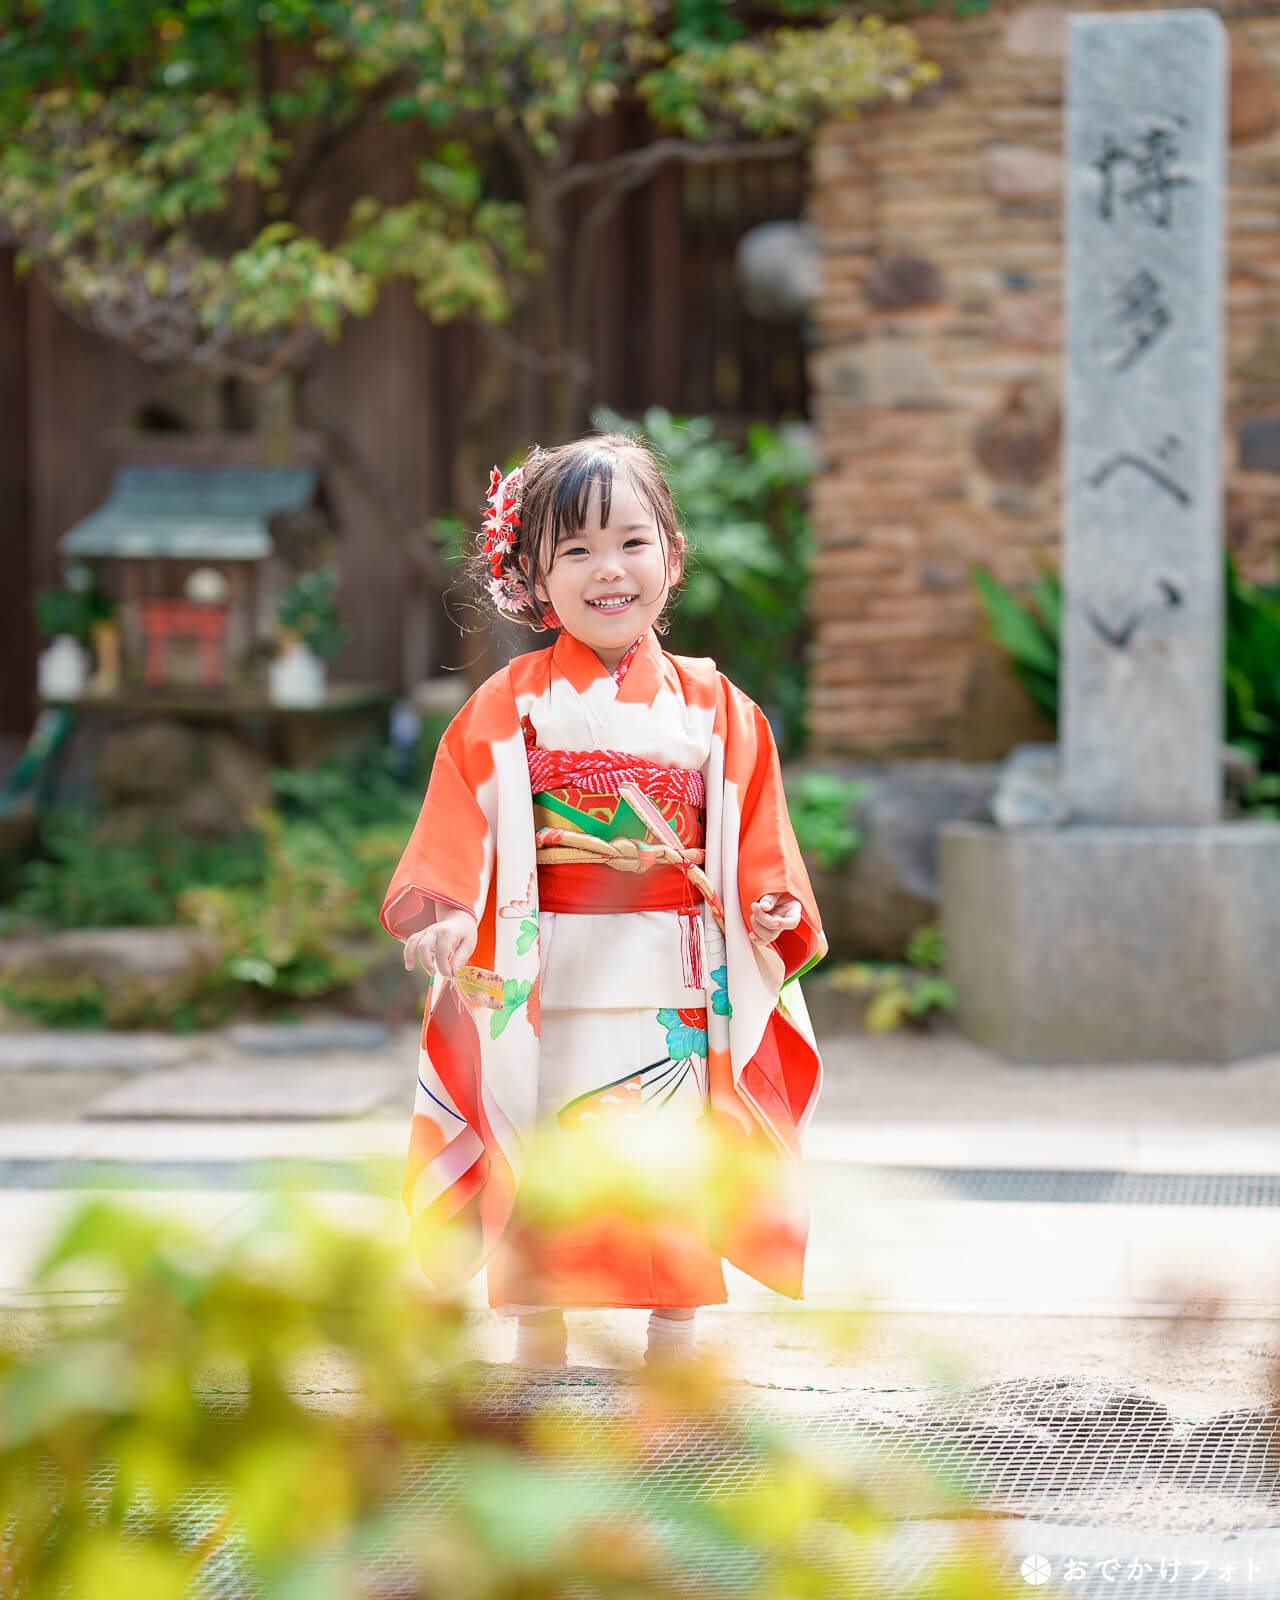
[462,1306,1280,1420]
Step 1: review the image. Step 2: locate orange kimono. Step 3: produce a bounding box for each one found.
[381,626,826,1309]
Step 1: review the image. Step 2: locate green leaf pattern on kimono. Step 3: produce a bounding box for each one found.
[490,978,533,1039]
[710,965,732,1018]
[516,917,539,956]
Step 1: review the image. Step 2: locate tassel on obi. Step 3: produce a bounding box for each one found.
[679,907,707,991]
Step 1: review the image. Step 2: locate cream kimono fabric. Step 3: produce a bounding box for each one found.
[381,625,828,1298]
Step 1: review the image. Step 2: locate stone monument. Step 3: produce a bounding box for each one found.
[940,9,1280,1062]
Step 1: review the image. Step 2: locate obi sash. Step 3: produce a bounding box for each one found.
[527,736,709,988]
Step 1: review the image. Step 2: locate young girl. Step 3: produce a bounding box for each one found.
[381,432,827,1368]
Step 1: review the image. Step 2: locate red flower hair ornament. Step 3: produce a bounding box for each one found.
[482,465,561,631]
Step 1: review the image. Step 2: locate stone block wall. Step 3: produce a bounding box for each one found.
[809,0,1280,758]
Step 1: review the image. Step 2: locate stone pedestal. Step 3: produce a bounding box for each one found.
[939,821,1280,1062]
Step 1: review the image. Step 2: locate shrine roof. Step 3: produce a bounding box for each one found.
[60,465,318,560]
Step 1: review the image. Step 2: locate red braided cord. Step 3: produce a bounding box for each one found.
[526,744,704,807]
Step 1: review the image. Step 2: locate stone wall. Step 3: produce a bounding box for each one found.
[809,0,1280,758]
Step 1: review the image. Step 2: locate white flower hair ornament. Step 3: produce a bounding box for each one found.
[481,464,561,631]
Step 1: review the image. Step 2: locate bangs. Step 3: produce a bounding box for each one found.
[540,450,668,557]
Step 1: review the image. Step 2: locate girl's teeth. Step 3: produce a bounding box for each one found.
[590,598,632,609]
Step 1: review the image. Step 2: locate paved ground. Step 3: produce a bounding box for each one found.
[2,1015,1279,1418]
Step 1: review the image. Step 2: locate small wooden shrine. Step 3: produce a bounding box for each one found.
[59,462,322,692]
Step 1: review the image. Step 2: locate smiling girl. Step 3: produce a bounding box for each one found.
[382,432,827,1369]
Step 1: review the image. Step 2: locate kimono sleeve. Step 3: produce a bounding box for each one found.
[380,689,499,942]
[728,684,827,984]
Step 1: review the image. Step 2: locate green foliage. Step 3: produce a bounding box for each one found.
[4,809,266,932]
[32,588,88,644]
[274,568,351,663]
[785,771,868,869]
[828,920,954,1032]
[973,550,1280,815]
[0,970,237,1033]
[596,405,816,757]
[667,0,991,47]
[830,961,955,1033]
[905,918,946,973]
[858,0,992,16]
[0,0,939,380]
[32,565,115,646]
[266,741,424,833]
[177,751,421,1001]
[2,746,424,1021]
[0,1190,1011,1598]
[178,808,369,998]
[1224,554,1280,810]
[971,563,1060,720]
[642,13,936,140]
[0,972,112,1029]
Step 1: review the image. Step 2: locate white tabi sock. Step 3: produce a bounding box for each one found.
[645,1311,697,1364]
[513,1313,567,1368]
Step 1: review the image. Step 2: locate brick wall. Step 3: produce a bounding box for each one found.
[809,0,1280,758]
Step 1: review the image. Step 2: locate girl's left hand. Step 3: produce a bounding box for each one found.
[749,892,802,945]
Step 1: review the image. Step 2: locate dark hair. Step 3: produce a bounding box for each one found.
[463,431,686,636]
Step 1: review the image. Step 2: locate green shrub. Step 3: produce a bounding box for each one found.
[1,745,424,1021]
[33,564,114,646]
[828,921,956,1033]
[178,808,376,1000]
[971,563,1060,721]
[4,808,266,934]
[784,771,868,869]
[972,551,1280,815]
[1224,557,1280,807]
[0,972,110,1030]
[595,406,816,759]
[0,972,237,1033]
[905,919,947,974]
[274,567,351,662]
[266,741,421,834]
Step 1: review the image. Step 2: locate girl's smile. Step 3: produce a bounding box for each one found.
[522,472,684,673]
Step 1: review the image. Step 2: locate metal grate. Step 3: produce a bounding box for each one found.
[367,1369,1280,1598]
[17,1370,1277,1599]
[0,1157,402,1194]
[6,1160,1280,1208]
[878,1169,1280,1208]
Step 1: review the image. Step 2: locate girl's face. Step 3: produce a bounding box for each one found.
[522,471,684,672]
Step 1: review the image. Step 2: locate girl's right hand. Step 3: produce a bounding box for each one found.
[404,907,478,979]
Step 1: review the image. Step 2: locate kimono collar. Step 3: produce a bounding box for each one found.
[551,625,663,706]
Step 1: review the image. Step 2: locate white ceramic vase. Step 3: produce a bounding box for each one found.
[37,634,90,700]
[268,638,327,707]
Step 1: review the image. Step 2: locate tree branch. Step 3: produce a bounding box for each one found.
[475,318,561,375]
[549,133,806,199]
[279,68,415,213]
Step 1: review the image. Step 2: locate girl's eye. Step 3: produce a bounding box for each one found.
[564,540,647,555]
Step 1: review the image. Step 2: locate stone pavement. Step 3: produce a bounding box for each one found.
[2,1015,1279,1412]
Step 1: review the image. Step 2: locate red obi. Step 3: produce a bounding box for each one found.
[537,861,697,914]
[538,858,709,989]
[527,735,710,986]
